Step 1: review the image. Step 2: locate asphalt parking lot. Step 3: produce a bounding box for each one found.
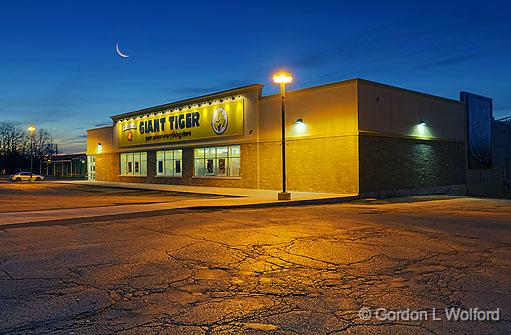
[0,180,219,213]
[0,183,510,334]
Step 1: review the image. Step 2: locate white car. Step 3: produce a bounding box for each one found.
[10,172,44,182]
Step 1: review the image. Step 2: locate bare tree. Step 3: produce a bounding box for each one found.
[0,121,56,173]
[0,121,24,156]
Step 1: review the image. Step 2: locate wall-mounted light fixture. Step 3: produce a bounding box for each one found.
[296,118,303,124]
[97,143,102,153]
[419,119,426,126]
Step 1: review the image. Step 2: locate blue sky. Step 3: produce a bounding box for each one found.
[0,0,510,152]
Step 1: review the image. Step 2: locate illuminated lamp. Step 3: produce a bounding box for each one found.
[272,72,293,84]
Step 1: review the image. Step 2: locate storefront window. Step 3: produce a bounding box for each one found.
[194,145,240,177]
[156,150,182,177]
[120,152,147,176]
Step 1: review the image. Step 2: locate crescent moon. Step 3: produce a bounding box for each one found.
[115,43,130,58]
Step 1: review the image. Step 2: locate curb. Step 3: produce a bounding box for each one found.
[0,195,359,229]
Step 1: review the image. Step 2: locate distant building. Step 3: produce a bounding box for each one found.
[467,118,511,198]
[41,153,86,178]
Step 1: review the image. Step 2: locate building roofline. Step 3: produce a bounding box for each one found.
[261,78,358,99]
[460,91,493,101]
[102,77,466,124]
[262,78,464,105]
[111,83,263,121]
[47,152,86,158]
[87,124,113,132]
[360,79,464,105]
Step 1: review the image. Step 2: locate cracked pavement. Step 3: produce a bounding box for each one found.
[0,196,510,334]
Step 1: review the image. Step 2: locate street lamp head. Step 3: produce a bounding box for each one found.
[273,72,293,84]
[27,125,36,133]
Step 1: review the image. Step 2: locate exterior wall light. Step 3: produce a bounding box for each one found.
[412,119,432,138]
[296,118,303,124]
[97,143,102,153]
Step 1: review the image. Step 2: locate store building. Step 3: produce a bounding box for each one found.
[87,78,469,197]
[41,153,87,178]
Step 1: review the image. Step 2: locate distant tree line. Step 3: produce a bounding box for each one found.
[0,121,57,174]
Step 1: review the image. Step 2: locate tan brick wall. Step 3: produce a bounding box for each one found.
[258,136,359,194]
[95,153,120,182]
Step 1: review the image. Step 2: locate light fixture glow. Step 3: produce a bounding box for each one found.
[296,118,303,124]
[27,125,36,133]
[419,119,426,126]
[97,143,102,153]
[273,72,293,84]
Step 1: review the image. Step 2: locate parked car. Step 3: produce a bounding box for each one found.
[10,172,44,182]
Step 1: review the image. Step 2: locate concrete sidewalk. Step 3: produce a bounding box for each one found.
[0,181,357,226]
[51,180,351,200]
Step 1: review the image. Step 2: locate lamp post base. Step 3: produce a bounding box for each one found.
[278,192,291,201]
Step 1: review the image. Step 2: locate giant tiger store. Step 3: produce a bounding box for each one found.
[86,78,469,197]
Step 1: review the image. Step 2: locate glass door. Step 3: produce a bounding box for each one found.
[87,155,96,180]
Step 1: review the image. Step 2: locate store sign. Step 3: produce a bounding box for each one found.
[118,100,244,147]
[460,92,493,169]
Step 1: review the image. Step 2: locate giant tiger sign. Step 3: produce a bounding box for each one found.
[117,100,244,147]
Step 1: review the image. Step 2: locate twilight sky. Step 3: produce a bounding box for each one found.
[0,0,510,153]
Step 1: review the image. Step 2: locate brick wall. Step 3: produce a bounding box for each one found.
[257,136,359,194]
[95,153,120,182]
[359,135,466,194]
[93,137,360,195]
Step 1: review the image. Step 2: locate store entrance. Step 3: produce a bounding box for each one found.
[87,155,96,180]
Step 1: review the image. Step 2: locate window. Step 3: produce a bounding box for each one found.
[156,150,182,177]
[120,152,147,176]
[194,145,240,177]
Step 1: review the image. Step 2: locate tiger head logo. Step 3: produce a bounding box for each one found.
[212,107,228,135]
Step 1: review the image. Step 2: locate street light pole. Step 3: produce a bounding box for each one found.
[30,136,33,174]
[27,125,36,175]
[273,72,293,201]
[280,82,287,195]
